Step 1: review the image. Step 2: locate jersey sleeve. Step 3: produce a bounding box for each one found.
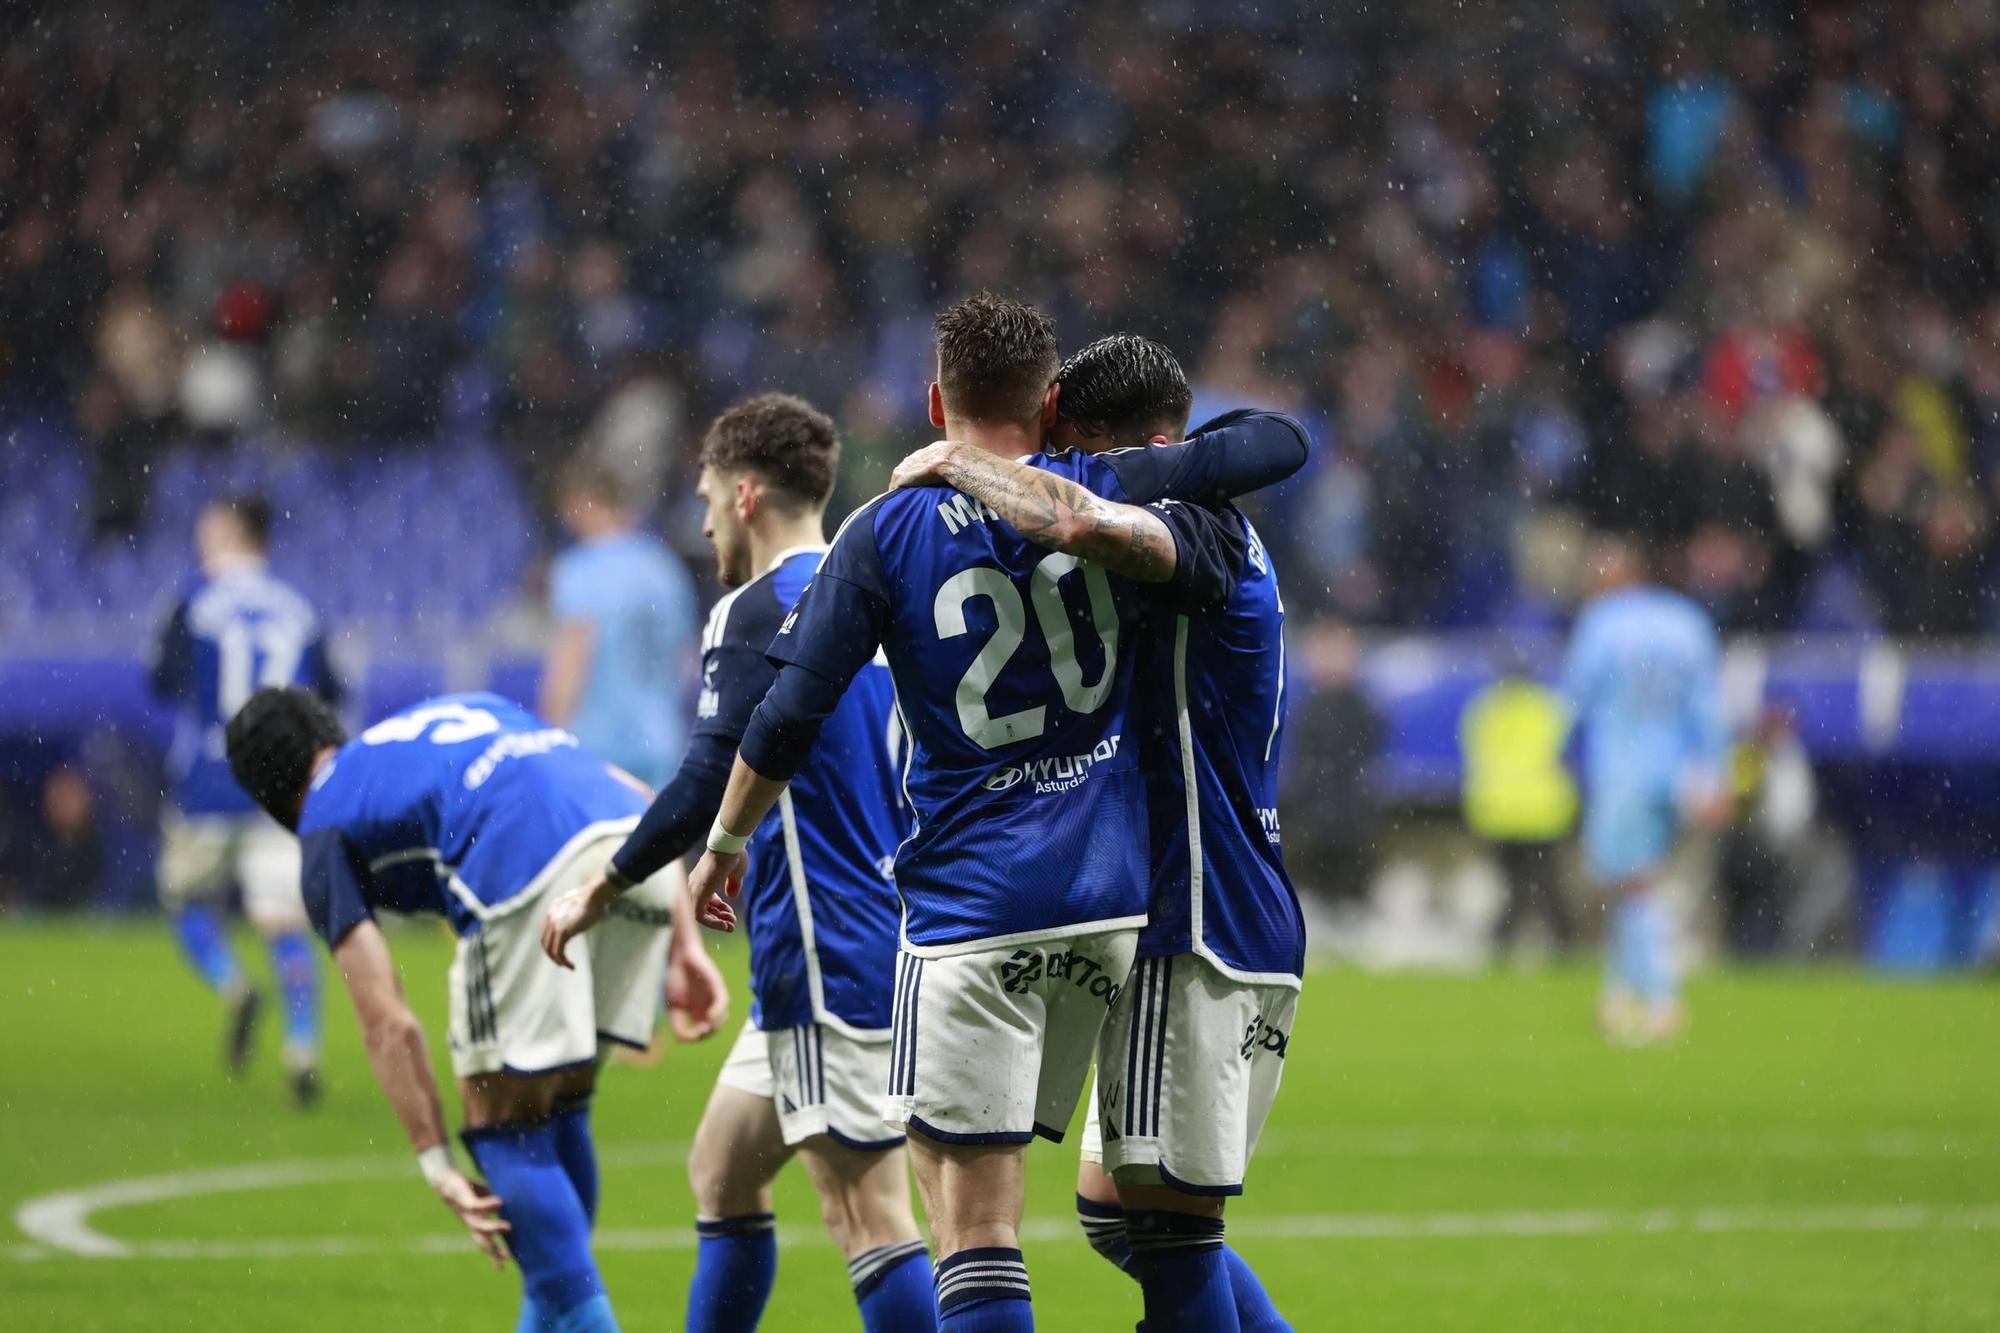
[1098,409,1311,505]
[299,829,375,950]
[1684,624,1729,787]
[148,599,195,702]
[300,632,344,708]
[742,503,893,779]
[610,592,782,882]
[1149,500,1250,616]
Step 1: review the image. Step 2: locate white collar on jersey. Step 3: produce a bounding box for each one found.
[763,543,829,575]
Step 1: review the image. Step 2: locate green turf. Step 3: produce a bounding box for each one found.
[2,920,1995,1330]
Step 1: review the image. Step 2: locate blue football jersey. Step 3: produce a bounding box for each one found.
[150,564,340,816]
[700,548,906,1034]
[768,449,1251,954]
[1134,514,1305,983]
[295,693,650,947]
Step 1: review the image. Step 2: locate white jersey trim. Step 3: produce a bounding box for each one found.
[1175,615,1206,951]
[775,789,891,1042]
[446,816,643,924]
[1171,615,1304,990]
[897,914,1148,960]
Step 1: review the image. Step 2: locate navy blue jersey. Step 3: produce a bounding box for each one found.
[699,549,906,1034]
[150,565,340,816]
[767,447,1256,954]
[1135,515,1304,983]
[295,693,649,948]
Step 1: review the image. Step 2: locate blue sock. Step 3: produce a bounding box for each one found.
[172,903,241,992]
[553,1295,618,1333]
[688,1214,776,1332]
[1128,1210,1238,1332]
[552,1101,599,1224]
[934,1247,1031,1330]
[849,1240,935,1332]
[1224,1246,1290,1332]
[1077,1194,1136,1277]
[517,1294,551,1333]
[464,1121,613,1325]
[267,931,320,1058]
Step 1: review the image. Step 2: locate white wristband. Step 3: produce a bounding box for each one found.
[416,1145,455,1188]
[705,819,750,855]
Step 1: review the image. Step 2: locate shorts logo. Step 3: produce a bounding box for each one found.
[1000,947,1123,1007]
[1241,1013,1289,1061]
[982,735,1122,795]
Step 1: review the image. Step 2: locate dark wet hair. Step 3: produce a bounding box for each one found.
[211,492,273,549]
[699,392,841,509]
[226,686,346,830]
[1056,334,1193,449]
[934,292,1060,426]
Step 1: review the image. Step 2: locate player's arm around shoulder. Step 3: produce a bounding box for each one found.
[889,440,1182,582]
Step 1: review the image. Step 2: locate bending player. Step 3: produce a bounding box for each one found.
[895,334,1302,1332]
[226,687,725,1333]
[149,493,341,1105]
[541,394,933,1333]
[686,294,1309,1332]
[1563,534,1730,1043]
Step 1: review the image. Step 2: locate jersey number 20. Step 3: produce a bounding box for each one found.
[933,553,1118,750]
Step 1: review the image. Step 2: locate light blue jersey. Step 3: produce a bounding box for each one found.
[1561,585,1727,881]
[151,563,340,816]
[550,529,697,788]
[296,693,650,945]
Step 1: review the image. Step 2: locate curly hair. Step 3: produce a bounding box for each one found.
[699,392,842,509]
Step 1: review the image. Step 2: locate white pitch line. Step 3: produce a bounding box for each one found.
[1255,1127,1997,1160]
[10,1204,1999,1264]
[15,1132,1999,1262]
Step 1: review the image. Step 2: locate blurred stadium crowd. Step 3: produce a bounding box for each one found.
[6,0,2000,636]
[4,1,2000,959]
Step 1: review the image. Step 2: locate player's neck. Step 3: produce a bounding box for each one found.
[747,514,826,575]
[202,548,265,578]
[942,417,1042,460]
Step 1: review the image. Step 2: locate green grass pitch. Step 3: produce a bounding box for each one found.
[2,919,1995,1330]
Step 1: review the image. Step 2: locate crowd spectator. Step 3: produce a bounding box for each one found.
[4,1,2000,636]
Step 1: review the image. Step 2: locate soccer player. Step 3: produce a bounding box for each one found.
[149,493,340,1105]
[542,458,698,789]
[226,687,726,1333]
[904,334,1302,1332]
[1562,534,1730,1044]
[540,394,933,1333]
[686,294,1308,1332]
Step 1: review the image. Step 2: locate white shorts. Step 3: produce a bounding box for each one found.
[1081,953,1298,1196]
[445,835,675,1079]
[157,811,305,931]
[884,928,1139,1145]
[716,1020,902,1150]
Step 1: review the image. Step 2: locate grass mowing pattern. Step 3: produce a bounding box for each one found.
[2,920,1995,1330]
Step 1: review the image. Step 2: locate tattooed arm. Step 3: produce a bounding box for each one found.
[891,441,1180,581]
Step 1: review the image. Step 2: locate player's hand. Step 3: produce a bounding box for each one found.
[666,940,730,1041]
[432,1168,512,1270]
[686,849,747,933]
[889,441,965,490]
[540,874,617,969]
